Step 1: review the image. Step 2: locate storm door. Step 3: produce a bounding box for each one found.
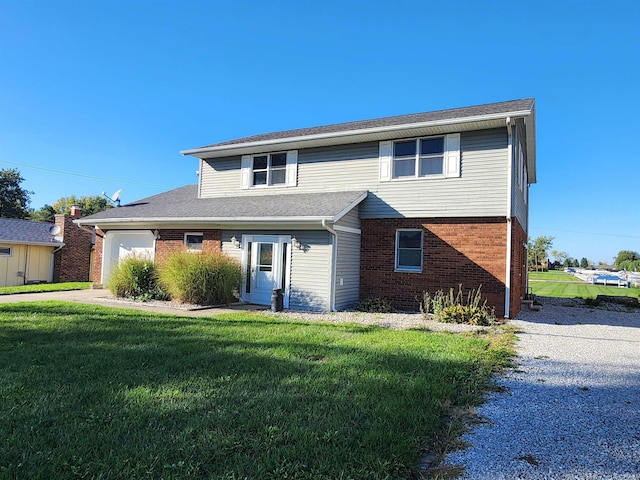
[242,235,291,307]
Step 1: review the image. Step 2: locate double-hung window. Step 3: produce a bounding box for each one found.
[241,150,298,189]
[252,152,287,187]
[393,137,444,179]
[395,230,423,272]
[379,133,459,181]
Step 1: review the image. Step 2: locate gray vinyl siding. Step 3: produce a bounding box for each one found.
[199,129,509,219]
[334,230,361,310]
[511,120,529,230]
[335,207,360,230]
[288,230,332,311]
[360,129,509,218]
[221,229,331,312]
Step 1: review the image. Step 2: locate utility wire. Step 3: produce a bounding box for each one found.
[530,226,640,240]
[1,159,174,188]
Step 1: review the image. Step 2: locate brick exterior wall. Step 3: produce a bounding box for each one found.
[92,229,104,285]
[92,228,222,284]
[53,214,94,283]
[360,217,510,317]
[509,217,528,318]
[154,229,222,263]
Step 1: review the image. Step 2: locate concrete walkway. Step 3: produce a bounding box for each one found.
[0,288,264,316]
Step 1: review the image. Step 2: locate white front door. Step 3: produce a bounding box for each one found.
[242,235,291,307]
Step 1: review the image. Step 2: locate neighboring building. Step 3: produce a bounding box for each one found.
[0,218,64,287]
[77,98,536,317]
[52,210,95,283]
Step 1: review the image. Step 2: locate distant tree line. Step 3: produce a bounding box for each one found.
[528,235,639,272]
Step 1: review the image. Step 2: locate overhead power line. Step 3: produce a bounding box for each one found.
[530,227,640,240]
[0,159,174,188]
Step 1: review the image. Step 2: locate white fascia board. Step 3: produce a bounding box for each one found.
[332,191,368,223]
[180,110,534,158]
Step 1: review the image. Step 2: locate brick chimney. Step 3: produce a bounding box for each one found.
[70,204,81,217]
[52,214,94,283]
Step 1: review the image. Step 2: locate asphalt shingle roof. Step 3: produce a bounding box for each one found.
[196,98,535,149]
[0,218,64,246]
[78,186,368,223]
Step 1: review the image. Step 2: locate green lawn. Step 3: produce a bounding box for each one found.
[528,271,580,282]
[530,282,640,299]
[0,282,91,295]
[0,302,514,479]
[528,271,640,299]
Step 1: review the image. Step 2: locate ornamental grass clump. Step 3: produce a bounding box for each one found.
[107,256,167,301]
[422,284,495,325]
[158,250,242,305]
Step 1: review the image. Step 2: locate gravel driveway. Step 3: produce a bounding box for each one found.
[444,298,640,479]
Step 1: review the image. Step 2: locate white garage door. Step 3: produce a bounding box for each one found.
[101,231,156,284]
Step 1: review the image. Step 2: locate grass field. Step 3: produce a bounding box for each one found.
[0,301,515,479]
[528,271,580,282]
[0,282,91,295]
[529,271,640,300]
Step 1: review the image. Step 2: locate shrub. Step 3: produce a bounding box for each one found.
[421,285,495,325]
[356,297,395,313]
[158,250,242,305]
[107,256,167,301]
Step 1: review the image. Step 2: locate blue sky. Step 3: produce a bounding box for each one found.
[1,0,638,264]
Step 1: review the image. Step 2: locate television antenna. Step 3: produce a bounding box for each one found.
[102,189,122,207]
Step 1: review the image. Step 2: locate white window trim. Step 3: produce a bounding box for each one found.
[395,229,423,272]
[0,245,12,257]
[392,136,445,180]
[184,232,204,251]
[241,150,298,189]
[380,133,460,182]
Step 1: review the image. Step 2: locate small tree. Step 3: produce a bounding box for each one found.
[614,250,639,270]
[580,257,589,268]
[528,236,554,271]
[29,204,56,222]
[0,169,32,219]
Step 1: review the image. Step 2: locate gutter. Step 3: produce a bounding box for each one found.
[75,215,336,226]
[321,219,338,313]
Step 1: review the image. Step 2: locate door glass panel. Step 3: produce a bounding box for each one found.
[245,241,252,293]
[258,243,273,272]
[281,243,288,290]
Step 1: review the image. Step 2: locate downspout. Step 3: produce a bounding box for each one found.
[23,245,29,285]
[504,117,513,318]
[321,219,337,312]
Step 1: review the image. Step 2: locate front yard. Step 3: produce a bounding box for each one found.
[0,302,514,479]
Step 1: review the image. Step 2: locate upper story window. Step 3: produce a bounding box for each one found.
[252,152,287,186]
[241,150,298,189]
[379,133,460,182]
[0,245,12,257]
[393,137,444,178]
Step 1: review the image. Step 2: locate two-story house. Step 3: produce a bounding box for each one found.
[78,98,536,318]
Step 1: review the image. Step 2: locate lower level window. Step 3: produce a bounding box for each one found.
[395,230,423,271]
[184,233,203,251]
[0,246,11,256]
